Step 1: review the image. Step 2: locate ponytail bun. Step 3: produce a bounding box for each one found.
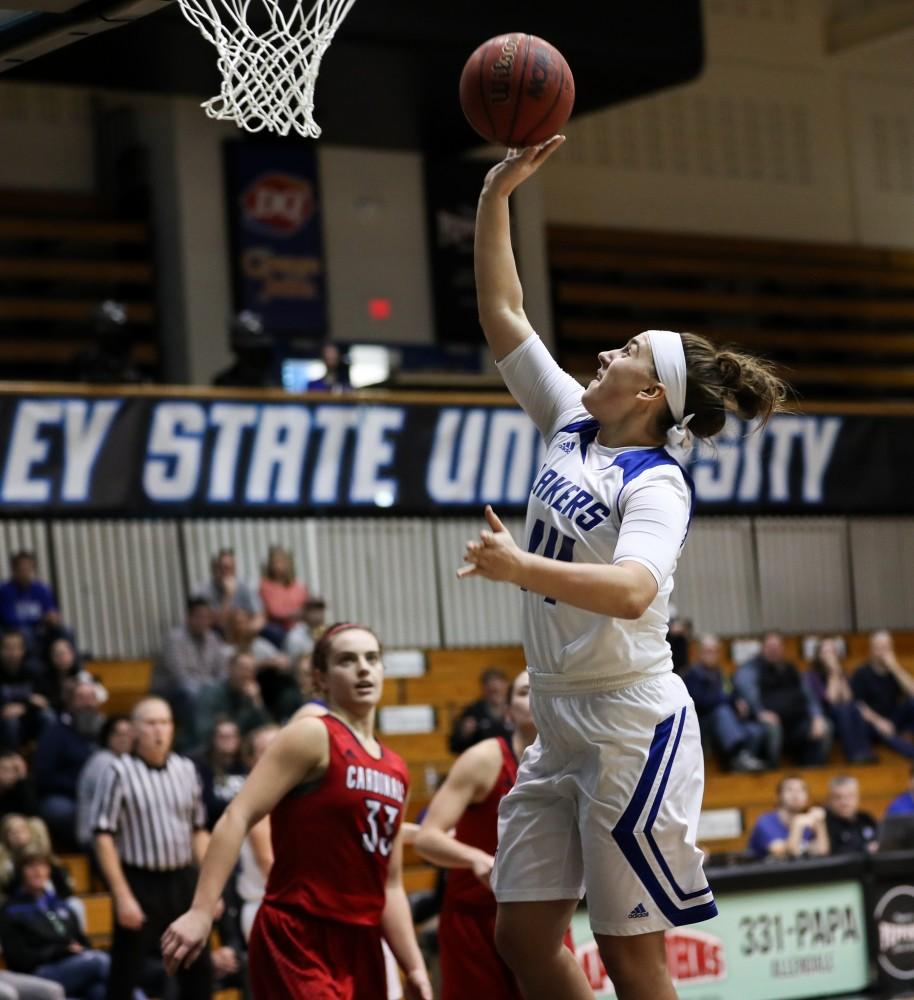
[675,333,790,441]
[715,349,787,423]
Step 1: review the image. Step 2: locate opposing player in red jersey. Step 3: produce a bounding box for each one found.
[414,670,536,1000]
[161,623,432,1000]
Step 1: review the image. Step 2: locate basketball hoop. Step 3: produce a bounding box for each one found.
[174,0,358,137]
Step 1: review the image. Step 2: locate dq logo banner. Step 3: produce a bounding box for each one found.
[242,172,316,237]
[226,141,326,333]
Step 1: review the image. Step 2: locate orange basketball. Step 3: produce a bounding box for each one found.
[458,33,575,147]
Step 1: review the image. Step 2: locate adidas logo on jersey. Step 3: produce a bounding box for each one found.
[627,902,649,919]
[558,440,575,453]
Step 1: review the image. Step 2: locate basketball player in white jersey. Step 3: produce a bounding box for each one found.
[459,136,787,1000]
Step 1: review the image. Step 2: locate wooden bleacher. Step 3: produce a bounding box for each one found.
[89,659,153,715]
[548,225,914,400]
[0,189,158,381]
[83,633,914,899]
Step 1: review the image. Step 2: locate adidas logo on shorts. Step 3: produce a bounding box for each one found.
[627,902,649,919]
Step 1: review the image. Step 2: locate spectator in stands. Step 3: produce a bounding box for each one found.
[209,903,248,1000]
[259,546,308,638]
[852,630,914,759]
[0,631,50,751]
[36,639,80,717]
[223,608,288,672]
[283,596,328,659]
[193,549,265,636]
[71,299,146,386]
[807,638,876,764]
[733,632,832,767]
[825,775,878,855]
[0,817,74,906]
[195,653,271,753]
[449,667,513,754]
[222,608,290,718]
[212,310,281,390]
[667,616,693,675]
[681,635,765,772]
[747,775,830,860]
[152,597,229,752]
[236,724,279,941]
[306,342,351,393]
[0,970,64,1000]
[273,652,325,722]
[0,554,62,650]
[74,715,133,850]
[194,719,247,830]
[0,752,37,820]
[886,763,914,817]
[0,849,109,999]
[34,679,103,849]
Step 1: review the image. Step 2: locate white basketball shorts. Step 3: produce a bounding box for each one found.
[491,670,718,936]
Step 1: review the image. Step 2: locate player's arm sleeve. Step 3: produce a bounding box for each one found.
[612,470,692,587]
[495,334,585,439]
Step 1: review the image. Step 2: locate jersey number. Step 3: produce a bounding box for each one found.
[362,798,399,857]
[526,518,576,605]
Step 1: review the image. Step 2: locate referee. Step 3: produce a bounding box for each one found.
[92,696,213,999]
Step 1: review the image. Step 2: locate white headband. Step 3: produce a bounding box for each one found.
[645,329,694,449]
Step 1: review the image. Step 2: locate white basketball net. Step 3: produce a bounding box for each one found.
[175,0,359,137]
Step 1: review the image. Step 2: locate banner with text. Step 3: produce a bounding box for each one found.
[225,140,326,334]
[1,394,912,517]
[571,880,869,1000]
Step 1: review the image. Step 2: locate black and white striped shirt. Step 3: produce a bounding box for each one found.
[90,752,206,870]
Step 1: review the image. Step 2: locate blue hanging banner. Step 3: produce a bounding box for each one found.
[225,140,327,335]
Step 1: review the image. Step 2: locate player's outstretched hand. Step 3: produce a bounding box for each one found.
[458,505,525,585]
[161,908,212,975]
[404,967,434,1000]
[481,135,565,200]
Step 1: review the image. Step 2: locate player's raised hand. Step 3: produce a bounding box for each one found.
[481,135,565,199]
[458,505,525,585]
[161,908,212,975]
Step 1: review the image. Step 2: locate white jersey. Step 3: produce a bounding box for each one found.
[497,335,694,693]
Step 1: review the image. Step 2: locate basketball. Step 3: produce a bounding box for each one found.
[458,33,575,147]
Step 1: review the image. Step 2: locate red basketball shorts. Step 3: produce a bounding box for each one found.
[438,904,521,1000]
[248,903,386,999]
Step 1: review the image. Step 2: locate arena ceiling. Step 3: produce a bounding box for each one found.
[0,0,705,151]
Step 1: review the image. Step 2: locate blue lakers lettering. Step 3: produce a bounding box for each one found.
[531,467,610,531]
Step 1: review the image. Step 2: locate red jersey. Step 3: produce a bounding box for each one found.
[444,736,517,910]
[263,714,409,926]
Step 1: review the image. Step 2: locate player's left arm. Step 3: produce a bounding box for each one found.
[459,506,659,619]
[381,799,432,1000]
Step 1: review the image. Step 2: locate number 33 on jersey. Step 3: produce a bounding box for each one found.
[263,714,410,925]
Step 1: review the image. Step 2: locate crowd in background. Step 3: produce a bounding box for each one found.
[669,623,914,772]
[0,542,912,995]
[745,767,914,861]
[0,545,325,998]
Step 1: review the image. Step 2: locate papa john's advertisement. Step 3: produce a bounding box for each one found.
[571,880,869,1000]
